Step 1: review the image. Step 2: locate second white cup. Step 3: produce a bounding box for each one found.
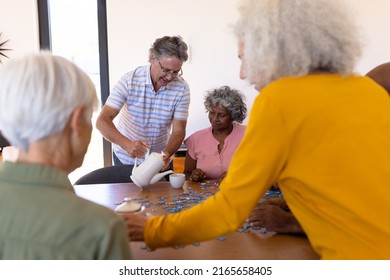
[169,173,185,189]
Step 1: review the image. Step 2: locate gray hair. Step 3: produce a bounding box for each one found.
[204,85,247,123]
[149,36,189,62]
[233,0,362,89]
[0,51,98,151]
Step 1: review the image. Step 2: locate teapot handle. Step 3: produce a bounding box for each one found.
[134,157,138,168]
[134,148,150,168]
[144,148,150,159]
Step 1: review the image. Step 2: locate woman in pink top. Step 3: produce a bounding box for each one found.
[184,86,247,184]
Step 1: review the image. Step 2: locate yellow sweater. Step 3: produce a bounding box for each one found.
[145,74,390,259]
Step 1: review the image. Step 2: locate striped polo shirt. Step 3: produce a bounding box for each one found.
[106,65,190,165]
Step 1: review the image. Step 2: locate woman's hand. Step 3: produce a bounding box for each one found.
[214,172,227,186]
[247,198,304,234]
[190,168,206,182]
[121,213,150,241]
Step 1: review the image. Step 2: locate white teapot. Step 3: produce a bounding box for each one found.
[130,148,173,188]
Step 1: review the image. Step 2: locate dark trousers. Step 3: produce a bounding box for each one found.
[113,152,130,167]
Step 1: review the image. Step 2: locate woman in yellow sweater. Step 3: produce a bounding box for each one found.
[247,62,390,235]
[125,0,390,259]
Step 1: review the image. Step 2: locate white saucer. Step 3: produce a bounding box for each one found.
[115,199,144,213]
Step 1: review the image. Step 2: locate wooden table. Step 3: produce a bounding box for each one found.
[74,181,319,260]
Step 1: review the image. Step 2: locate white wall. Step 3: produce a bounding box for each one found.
[107,0,390,138]
[0,0,39,65]
[346,0,390,73]
[0,0,39,165]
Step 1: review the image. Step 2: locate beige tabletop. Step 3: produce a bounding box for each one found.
[74,181,319,260]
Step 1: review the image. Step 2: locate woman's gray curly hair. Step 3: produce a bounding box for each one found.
[204,85,247,123]
[233,0,362,90]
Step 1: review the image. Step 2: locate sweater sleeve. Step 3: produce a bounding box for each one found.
[144,91,289,249]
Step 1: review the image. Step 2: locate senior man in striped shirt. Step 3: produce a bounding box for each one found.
[97,36,190,170]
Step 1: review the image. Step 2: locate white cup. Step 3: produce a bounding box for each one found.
[169,173,185,189]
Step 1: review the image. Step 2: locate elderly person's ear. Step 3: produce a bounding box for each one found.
[69,105,88,135]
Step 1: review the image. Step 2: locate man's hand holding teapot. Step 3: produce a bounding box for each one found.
[126,140,148,158]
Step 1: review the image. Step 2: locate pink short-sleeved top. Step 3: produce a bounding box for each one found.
[184,123,246,179]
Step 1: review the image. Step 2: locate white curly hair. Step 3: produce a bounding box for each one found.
[233,0,362,90]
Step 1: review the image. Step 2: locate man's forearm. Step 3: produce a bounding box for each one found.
[163,132,185,158]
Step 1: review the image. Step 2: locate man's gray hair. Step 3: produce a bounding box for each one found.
[149,36,188,62]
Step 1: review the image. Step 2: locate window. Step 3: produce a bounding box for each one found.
[39,0,111,183]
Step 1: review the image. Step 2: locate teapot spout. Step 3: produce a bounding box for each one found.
[150,170,174,185]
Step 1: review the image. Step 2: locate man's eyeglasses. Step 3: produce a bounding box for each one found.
[158,61,183,77]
